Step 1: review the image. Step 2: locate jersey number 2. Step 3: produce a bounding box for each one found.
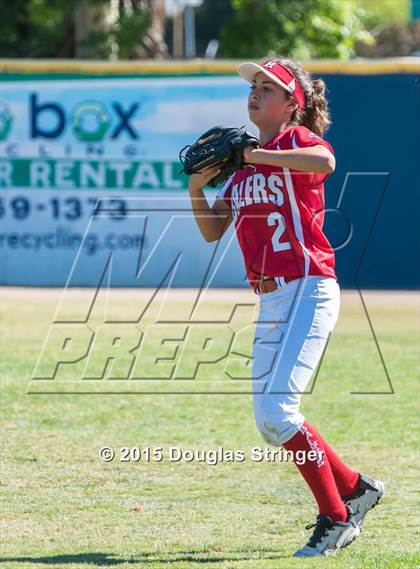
[267,211,291,252]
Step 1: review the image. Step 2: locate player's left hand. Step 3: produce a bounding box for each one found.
[188,162,224,192]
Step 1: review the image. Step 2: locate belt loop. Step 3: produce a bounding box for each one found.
[276,276,287,288]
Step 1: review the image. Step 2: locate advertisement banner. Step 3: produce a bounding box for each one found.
[0,76,253,285]
[1,68,419,289]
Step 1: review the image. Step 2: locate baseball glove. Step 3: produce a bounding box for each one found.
[179,126,260,187]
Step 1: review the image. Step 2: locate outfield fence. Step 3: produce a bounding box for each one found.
[1,59,419,289]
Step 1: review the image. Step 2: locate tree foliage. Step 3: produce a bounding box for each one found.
[85,6,151,59]
[86,0,167,59]
[0,0,80,58]
[0,0,166,59]
[194,0,234,57]
[0,0,413,60]
[350,0,417,57]
[218,0,374,60]
[352,0,410,27]
[355,21,420,57]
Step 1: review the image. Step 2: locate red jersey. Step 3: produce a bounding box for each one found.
[216,125,336,292]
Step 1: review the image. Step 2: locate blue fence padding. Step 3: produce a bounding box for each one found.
[0,72,418,289]
[320,73,419,289]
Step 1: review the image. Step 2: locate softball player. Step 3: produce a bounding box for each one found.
[187,57,384,557]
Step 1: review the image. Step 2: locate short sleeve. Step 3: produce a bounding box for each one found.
[291,126,334,154]
[290,126,334,185]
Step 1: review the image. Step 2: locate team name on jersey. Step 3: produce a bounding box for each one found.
[231,173,285,222]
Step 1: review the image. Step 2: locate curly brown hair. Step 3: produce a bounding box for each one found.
[260,56,331,137]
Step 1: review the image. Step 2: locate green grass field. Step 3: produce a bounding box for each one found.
[1,287,419,569]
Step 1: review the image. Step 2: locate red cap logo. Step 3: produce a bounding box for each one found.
[262,60,305,109]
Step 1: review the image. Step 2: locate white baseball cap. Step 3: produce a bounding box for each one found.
[238,60,305,108]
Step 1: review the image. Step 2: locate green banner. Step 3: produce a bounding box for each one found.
[0,159,187,190]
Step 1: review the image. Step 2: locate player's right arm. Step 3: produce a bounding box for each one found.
[188,164,233,242]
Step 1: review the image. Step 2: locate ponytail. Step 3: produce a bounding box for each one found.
[301,78,331,136]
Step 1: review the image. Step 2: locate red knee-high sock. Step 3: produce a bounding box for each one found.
[303,420,360,497]
[283,422,347,523]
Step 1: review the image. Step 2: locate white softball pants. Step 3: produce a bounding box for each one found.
[252,276,340,446]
